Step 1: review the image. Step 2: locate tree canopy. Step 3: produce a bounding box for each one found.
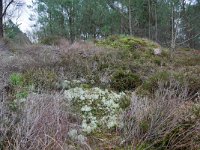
[2,0,199,49]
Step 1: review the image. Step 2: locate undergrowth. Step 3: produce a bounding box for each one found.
[0,36,199,149]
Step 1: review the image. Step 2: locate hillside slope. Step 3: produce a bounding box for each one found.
[0,36,199,150]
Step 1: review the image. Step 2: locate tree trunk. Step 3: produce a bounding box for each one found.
[148,0,151,39]
[181,0,194,48]
[155,3,158,42]
[171,3,175,59]
[0,0,3,38]
[69,10,75,43]
[128,0,133,35]
[0,0,14,39]
[48,10,53,35]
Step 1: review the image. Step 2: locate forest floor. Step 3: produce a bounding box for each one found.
[0,36,200,150]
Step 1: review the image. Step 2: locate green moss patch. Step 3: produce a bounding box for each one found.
[98,35,159,52]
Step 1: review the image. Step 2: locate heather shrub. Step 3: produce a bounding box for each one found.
[22,68,58,90]
[136,71,184,96]
[110,69,142,92]
[98,35,159,52]
[121,81,200,150]
[152,57,162,66]
[40,36,61,45]
[1,93,91,150]
[186,70,200,95]
[1,35,200,149]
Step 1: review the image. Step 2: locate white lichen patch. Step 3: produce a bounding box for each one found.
[64,86,128,133]
[57,79,83,90]
[68,129,87,144]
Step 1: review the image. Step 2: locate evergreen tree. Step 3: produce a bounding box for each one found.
[34,0,200,48]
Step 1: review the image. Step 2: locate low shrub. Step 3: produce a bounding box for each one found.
[98,35,159,52]
[187,76,200,95]
[8,73,28,106]
[121,82,200,149]
[136,71,184,96]
[0,93,91,150]
[110,69,142,92]
[185,68,200,95]
[137,71,170,95]
[9,73,24,86]
[152,57,162,66]
[40,36,62,45]
[22,68,58,90]
[173,50,200,67]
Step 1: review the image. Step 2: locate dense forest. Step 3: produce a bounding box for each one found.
[0,0,200,150]
[34,0,200,49]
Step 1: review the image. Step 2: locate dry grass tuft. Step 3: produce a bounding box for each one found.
[0,93,91,150]
[121,80,200,149]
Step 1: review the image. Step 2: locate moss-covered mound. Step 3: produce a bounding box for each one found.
[96,36,200,97]
[97,35,170,67]
[98,35,159,51]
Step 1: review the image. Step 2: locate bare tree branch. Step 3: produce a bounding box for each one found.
[177,33,200,46]
[1,0,14,18]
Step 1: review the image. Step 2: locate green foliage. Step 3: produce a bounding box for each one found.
[137,71,172,96]
[8,73,29,111]
[98,36,159,52]
[111,69,142,92]
[152,57,162,66]
[175,54,200,66]
[40,36,61,45]
[119,95,131,110]
[9,73,24,86]
[139,119,150,134]
[80,83,92,89]
[22,68,58,90]
[97,36,169,68]
[143,72,165,94]
[151,105,200,150]
[186,75,200,96]
[35,0,200,48]
[191,104,200,119]
[136,143,155,150]
[15,91,28,99]
[4,20,21,39]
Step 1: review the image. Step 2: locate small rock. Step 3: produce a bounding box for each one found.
[154,48,162,55]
